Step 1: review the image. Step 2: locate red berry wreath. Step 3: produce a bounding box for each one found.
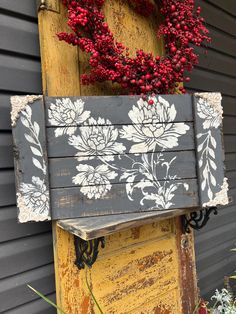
[58,0,210,96]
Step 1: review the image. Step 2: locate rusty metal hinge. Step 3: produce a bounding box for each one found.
[37,0,60,13]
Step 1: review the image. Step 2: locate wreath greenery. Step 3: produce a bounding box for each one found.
[58,0,210,99]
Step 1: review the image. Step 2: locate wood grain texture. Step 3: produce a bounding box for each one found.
[46,122,195,157]
[49,150,197,188]
[51,178,199,219]
[11,97,51,222]
[193,93,229,208]
[57,208,199,240]
[45,94,193,126]
[38,0,197,312]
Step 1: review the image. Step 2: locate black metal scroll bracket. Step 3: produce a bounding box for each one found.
[74,236,105,270]
[182,207,218,234]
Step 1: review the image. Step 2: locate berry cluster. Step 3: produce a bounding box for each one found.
[58,0,210,97]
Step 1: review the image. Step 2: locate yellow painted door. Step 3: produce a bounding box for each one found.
[38,1,198,313]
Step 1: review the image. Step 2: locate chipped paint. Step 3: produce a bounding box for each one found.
[10,95,42,126]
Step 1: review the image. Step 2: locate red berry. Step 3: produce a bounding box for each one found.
[148,99,154,105]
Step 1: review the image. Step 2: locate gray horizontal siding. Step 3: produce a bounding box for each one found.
[0,0,37,19]
[0,2,55,313]
[3,293,56,314]
[189,0,236,302]
[0,13,40,57]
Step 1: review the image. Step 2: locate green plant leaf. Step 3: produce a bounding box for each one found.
[27,285,67,314]
[85,270,104,314]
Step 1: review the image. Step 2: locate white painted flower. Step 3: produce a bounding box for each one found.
[120,96,190,153]
[197,98,221,129]
[48,98,90,137]
[73,164,118,199]
[69,117,125,160]
[19,176,49,214]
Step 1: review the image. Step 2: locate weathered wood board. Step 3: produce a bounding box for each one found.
[11,95,51,222]
[11,93,229,221]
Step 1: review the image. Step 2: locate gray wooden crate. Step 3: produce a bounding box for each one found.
[10,93,229,222]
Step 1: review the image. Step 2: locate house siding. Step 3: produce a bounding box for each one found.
[0,3,56,313]
[187,0,236,301]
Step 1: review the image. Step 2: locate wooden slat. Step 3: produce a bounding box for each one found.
[0,14,40,57]
[57,208,199,240]
[50,178,199,219]
[0,133,13,168]
[0,0,37,19]
[47,122,195,157]
[193,94,227,207]
[49,150,197,188]
[12,96,51,222]
[45,94,193,126]
[0,55,41,93]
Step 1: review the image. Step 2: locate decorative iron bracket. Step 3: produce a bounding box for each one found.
[182,207,218,233]
[74,236,105,270]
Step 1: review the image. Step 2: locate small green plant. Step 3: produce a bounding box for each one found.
[28,285,67,314]
[231,247,236,279]
[28,269,104,314]
[194,289,236,314]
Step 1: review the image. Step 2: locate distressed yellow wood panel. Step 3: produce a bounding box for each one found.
[38,0,198,313]
[38,1,81,96]
[54,221,182,313]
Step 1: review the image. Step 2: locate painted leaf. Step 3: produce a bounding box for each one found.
[25,105,32,118]
[201,179,206,191]
[21,116,30,128]
[25,134,37,145]
[208,147,215,158]
[34,121,40,137]
[197,142,204,152]
[30,146,42,157]
[210,136,217,148]
[210,173,216,186]
[32,157,44,172]
[209,159,217,170]
[208,188,213,200]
